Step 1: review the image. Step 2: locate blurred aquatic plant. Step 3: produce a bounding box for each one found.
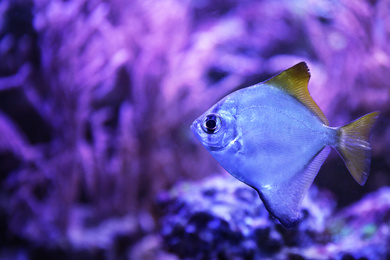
[2,0,262,245]
[0,0,389,257]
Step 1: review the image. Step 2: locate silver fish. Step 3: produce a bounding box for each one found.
[191,62,379,228]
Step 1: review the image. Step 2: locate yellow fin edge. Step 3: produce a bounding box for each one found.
[264,62,329,125]
[336,111,380,185]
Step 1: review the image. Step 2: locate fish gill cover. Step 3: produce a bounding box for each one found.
[0,0,389,259]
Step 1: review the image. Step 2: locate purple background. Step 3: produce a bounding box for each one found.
[0,0,389,259]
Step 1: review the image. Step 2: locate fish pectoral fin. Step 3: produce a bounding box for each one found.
[255,146,330,228]
[264,62,329,125]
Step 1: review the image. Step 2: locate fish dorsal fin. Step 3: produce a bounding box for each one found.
[264,62,329,126]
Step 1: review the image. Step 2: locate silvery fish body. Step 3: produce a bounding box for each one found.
[191,62,379,228]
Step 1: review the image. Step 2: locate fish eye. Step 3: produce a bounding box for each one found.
[202,114,222,134]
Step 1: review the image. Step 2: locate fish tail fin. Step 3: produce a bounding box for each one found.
[335,111,380,185]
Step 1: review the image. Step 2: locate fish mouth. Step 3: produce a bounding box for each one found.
[190,119,202,140]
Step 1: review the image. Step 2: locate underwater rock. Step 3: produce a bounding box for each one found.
[158,176,390,260]
[324,187,390,260]
[158,175,335,259]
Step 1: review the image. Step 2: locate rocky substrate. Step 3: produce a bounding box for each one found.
[157,175,390,260]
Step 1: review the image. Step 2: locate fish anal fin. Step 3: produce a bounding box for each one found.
[264,62,329,126]
[256,146,331,228]
[336,111,380,185]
